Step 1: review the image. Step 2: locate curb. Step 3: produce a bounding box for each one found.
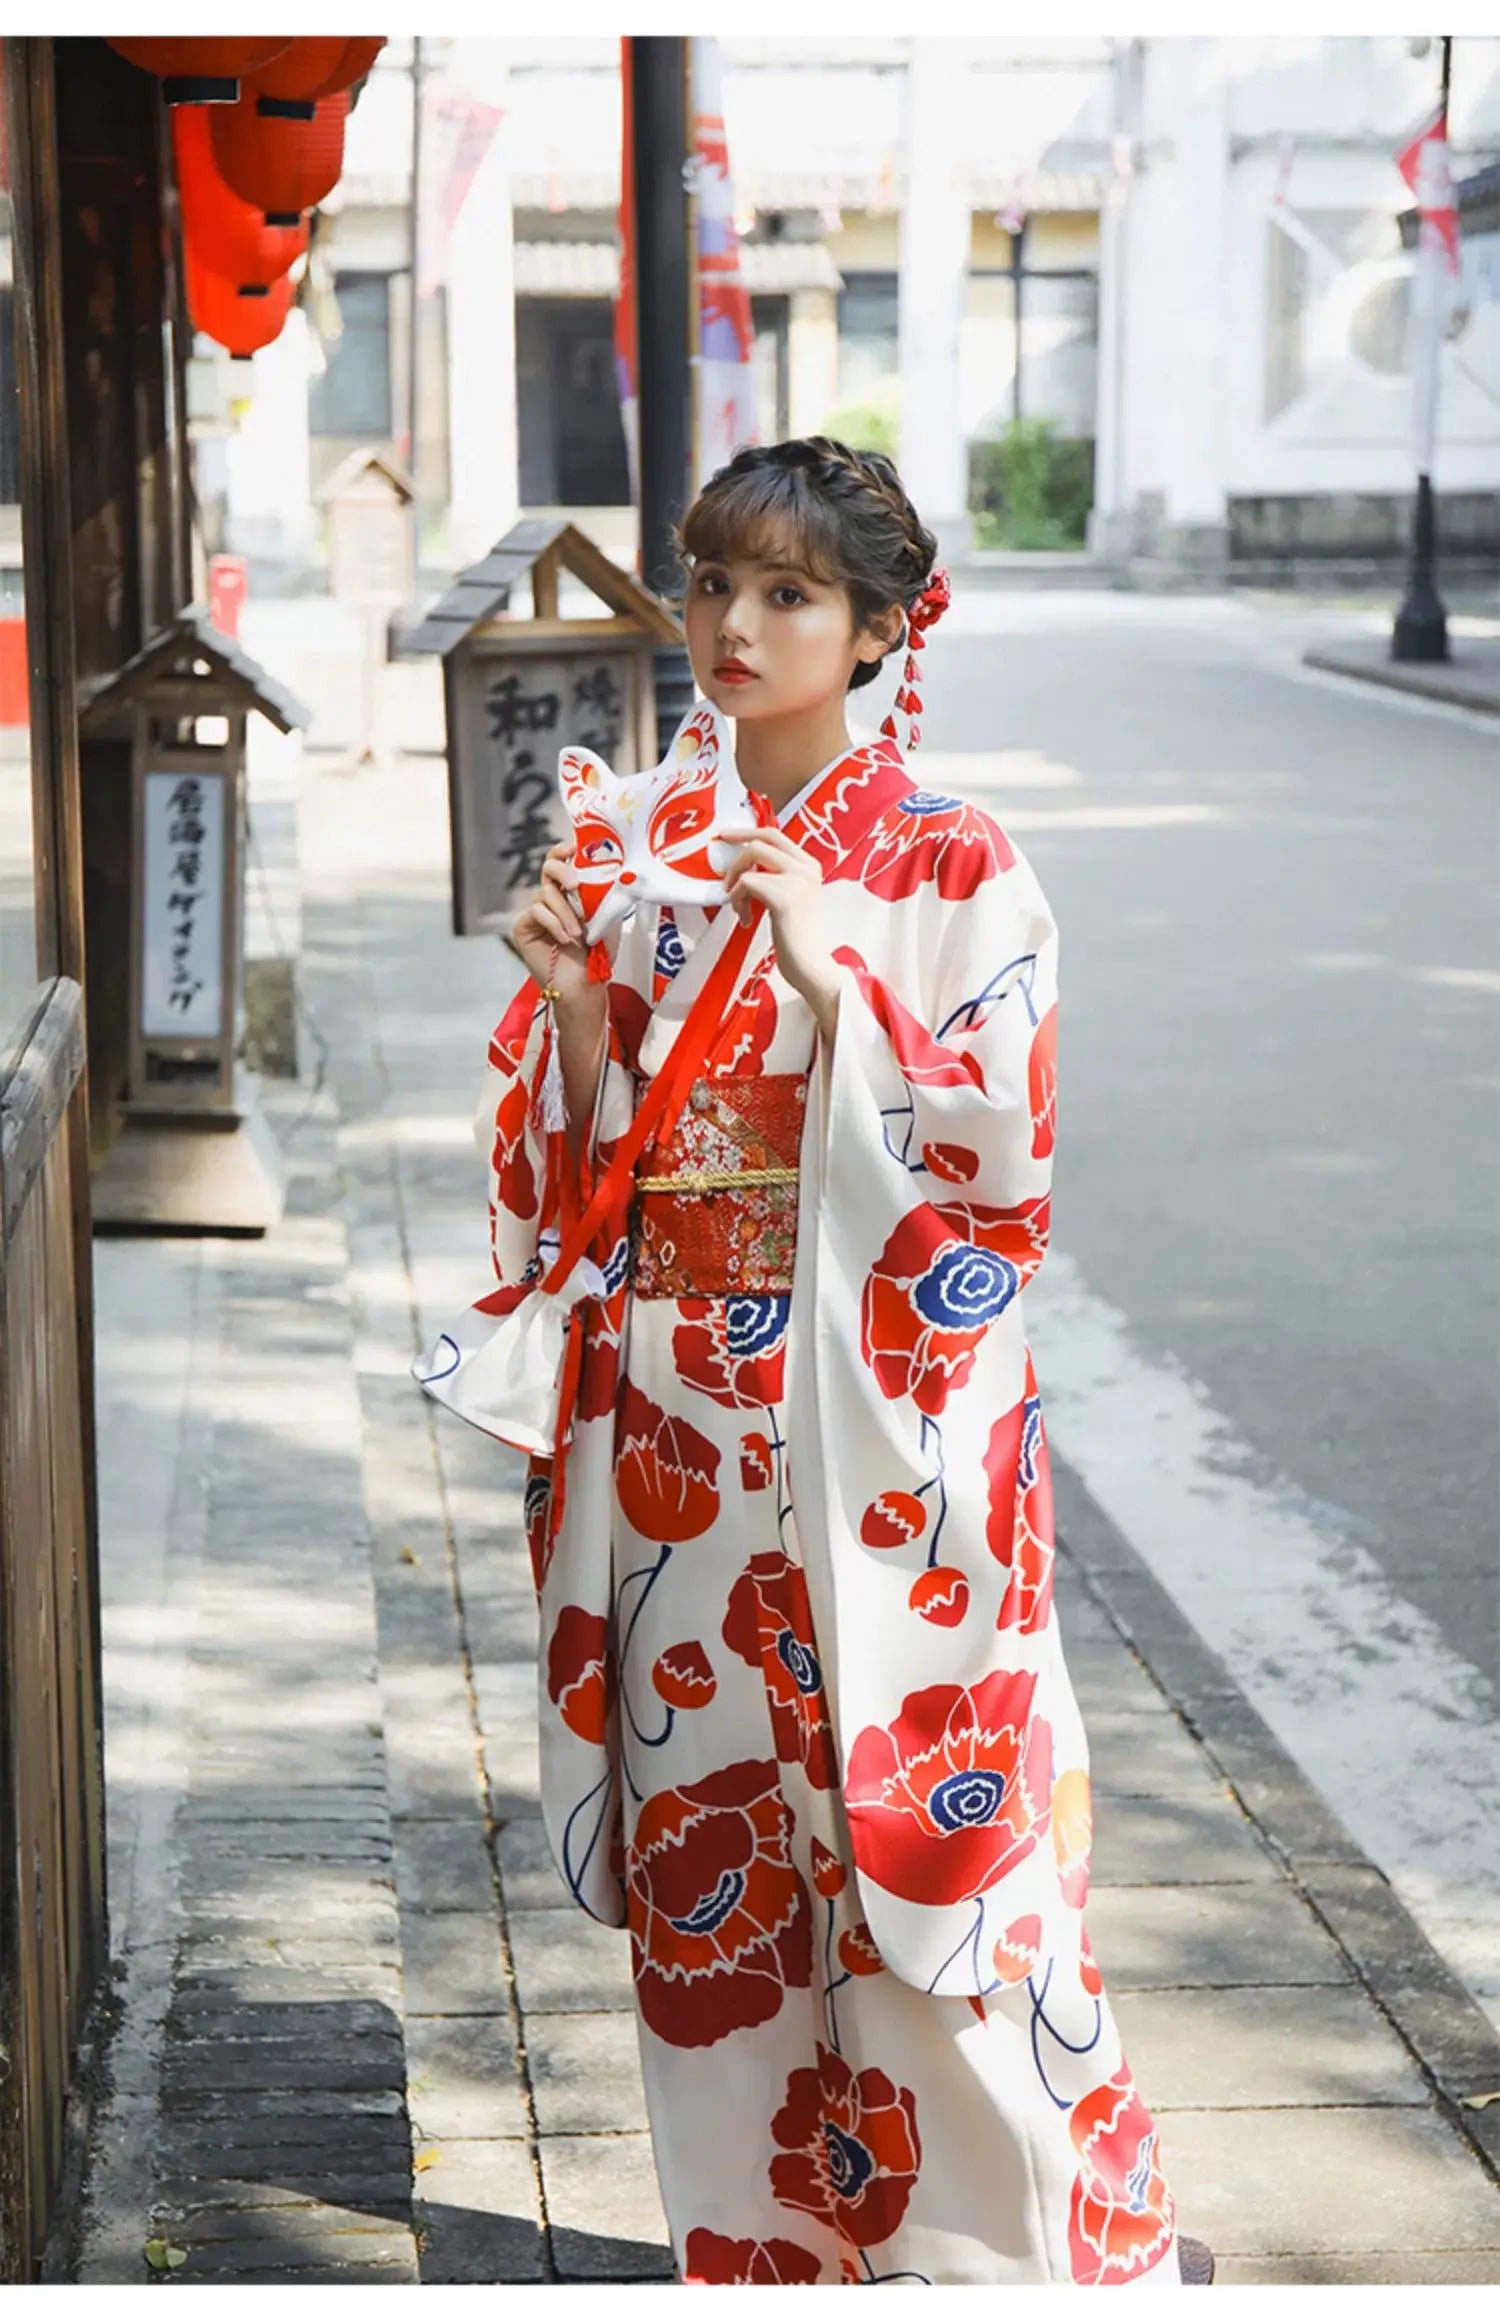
[1051,1453,1500,2186]
[1303,643,1500,717]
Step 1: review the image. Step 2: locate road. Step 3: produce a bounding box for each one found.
[913,588,1499,2030]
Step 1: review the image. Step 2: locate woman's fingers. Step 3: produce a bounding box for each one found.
[541,853,579,892]
[517,890,580,947]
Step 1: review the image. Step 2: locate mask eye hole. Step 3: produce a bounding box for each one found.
[574,824,624,873]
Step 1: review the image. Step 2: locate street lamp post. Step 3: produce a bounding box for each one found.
[1392,34,1453,666]
[629,36,696,751]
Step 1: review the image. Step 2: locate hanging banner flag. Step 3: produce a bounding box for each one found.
[417,81,504,301]
[614,36,640,505]
[689,38,758,486]
[1271,132,1297,208]
[1397,104,1461,474]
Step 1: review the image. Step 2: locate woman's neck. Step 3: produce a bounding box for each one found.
[729,695,856,815]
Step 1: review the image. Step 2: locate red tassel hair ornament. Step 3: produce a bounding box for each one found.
[880,565,951,754]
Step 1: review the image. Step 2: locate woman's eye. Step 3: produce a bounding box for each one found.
[694,570,727,596]
[772,584,806,608]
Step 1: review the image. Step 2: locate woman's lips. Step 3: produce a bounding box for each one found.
[714,662,756,684]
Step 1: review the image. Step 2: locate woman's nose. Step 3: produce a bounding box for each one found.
[718,592,759,645]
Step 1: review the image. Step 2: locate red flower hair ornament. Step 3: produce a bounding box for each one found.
[879,565,952,756]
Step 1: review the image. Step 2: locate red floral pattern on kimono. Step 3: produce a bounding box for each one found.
[421,733,1180,2286]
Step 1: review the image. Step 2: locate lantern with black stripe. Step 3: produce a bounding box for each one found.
[185,242,297,359]
[108,37,292,106]
[248,38,386,114]
[174,106,308,291]
[209,84,351,227]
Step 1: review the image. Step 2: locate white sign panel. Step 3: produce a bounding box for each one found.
[141,769,225,1040]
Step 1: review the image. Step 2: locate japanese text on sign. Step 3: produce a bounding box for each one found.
[141,770,225,1039]
[482,659,629,895]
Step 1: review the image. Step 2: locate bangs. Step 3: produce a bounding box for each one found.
[679,464,845,585]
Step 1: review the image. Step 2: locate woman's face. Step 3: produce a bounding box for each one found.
[682,534,898,724]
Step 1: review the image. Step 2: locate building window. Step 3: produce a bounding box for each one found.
[310,272,392,438]
[837,272,898,402]
[751,295,788,443]
[516,298,630,508]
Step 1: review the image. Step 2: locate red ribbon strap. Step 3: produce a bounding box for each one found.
[539,914,760,1299]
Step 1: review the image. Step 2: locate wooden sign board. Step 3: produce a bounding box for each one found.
[328,490,410,605]
[444,624,653,936]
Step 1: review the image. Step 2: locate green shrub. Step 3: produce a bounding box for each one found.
[969,419,1094,550]
[814,383,900,460]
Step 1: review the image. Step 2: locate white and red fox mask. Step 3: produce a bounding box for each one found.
[558,701,772,948]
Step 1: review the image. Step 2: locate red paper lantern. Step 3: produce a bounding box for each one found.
[108,38,293,105]
[249,38,386,110]
[174,108,308,289]
[209,86,350,226]
[185,244,296,357]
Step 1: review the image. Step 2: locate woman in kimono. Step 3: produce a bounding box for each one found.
[455,439,1212,2285]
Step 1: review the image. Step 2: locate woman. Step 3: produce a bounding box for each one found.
[429,438,1211,2285]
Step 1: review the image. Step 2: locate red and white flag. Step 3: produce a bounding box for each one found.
[689,38,757,486]
[417,83,504,302]
[1397,104,1461,473]
[613,38,640,506]
[1398,106,1461,276]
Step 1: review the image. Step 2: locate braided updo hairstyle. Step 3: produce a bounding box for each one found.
[677,437,938,690]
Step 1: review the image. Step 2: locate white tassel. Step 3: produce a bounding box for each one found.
[540,1019,566,1138]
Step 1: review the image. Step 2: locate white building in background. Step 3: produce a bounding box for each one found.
[216,35,1500,587]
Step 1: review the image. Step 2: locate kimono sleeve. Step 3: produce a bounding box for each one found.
[823,829,1058,1278]
[474,974,556,1309]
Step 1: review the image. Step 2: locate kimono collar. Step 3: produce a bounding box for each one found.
[778,736,917,875]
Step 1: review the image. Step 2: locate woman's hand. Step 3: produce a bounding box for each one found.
[512,840,598,1006]
[719,825,842,1046]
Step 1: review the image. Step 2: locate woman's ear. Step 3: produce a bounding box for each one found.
[854,604,905,669]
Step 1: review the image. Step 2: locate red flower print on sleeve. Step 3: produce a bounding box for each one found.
[652,1640,717,1712]
[1030,1002,1058,1160]
[825,792,1014,905]
[710,961,779,1078]
[1052,1767,1093,1912]
[984,1384,1056,1634]
[674,1296,789,1412]
[491,1075,539,1220]
[923,1140,980,1185]
[908,1566,969,1627]
[769,2045,921,2249]
[859,1491,927,1550]
[486,977,540,1072]
[578,1287,626,1423]
[811,1839,846,1899]
[842,1670,1053,1906]
[626,1760,813,2048]
[614,1378,721,1542]
[545,1607,613,1745]
[684,2231,824,2285]
[722,1554,837,1790]
[1067,2062,1177,2284]
[609,980,653,1074]
[992,1910,1043,1985]
[862,1202,1029,1414]
[837,1923,884,1976]
[524,1465,554,1594]
[740,1432,774,1492]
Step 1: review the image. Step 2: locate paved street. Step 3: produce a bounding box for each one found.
[74,589,1500,2282]
[920,591,1500,2031]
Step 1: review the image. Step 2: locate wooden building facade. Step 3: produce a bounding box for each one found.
[0,33,200,2274]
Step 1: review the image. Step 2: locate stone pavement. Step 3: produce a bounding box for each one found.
[74,727,1500,2283]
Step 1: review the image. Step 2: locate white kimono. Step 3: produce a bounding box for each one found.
[420,736,1183,2285]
